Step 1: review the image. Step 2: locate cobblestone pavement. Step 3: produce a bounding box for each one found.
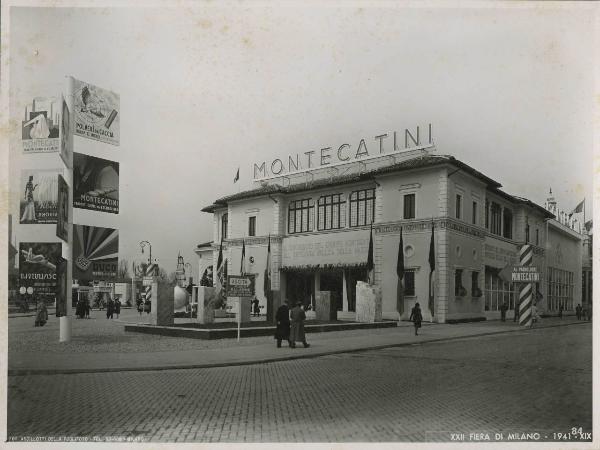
[7,324,591,443]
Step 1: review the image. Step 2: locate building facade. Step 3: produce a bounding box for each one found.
[200,152,583,323]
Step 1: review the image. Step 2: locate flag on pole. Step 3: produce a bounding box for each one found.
[234,168,240,183]
[571,199,584,215]
[215,235,225,297]
[366,223,374,284]
[428,221,435,317]
[240,239,246,275]
[396,227,404,317]
[264,235,273,322]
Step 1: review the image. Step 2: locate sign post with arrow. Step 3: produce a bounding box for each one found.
[227,274,255,341]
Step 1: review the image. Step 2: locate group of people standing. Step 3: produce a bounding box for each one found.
[274,299,310,348]
[105,298,121,319]
[575,303,591,321]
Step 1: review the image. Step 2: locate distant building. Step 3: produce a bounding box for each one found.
[200,151,583,322]
[582,221,592,313]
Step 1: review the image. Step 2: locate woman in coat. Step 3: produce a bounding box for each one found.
[114,298,121,319]
[34,300,48,327]
[409,302,423,336]
[274,299,292,348]
[290,301,310,348]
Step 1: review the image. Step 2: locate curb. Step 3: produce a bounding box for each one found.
[8,321,589,376]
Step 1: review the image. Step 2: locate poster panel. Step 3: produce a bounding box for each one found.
[56,174,69,241]
[60,94,72,168]
[73,153,119,214]
[19,169,60,224]
[72,77,120,146]
[21,96,60,153]
[73,224,118,283]
[19,242,62,298]
[56,257,68,317]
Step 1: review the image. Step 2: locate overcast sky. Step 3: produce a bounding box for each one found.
[6,2,597,278]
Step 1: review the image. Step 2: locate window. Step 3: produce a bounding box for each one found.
[485,200,489,229]
[484,267,516,311]
[403,194,416,219]
[472,201,478,225]
[455,269,465,296]
[288,198,314,234]
[404,270,416,296]
[317,194,346,230]
[471,271,481,296]
[248,216,256,237]
[349,188,375,227]
[221,213,228,240]
[490,202,501,235]
[503,209,513,239]
[525,223,530,243]
[535,229,539,246]
[455,194,462,219]
[547,267,574,311]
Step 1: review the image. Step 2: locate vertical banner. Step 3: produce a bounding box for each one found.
[19,242,62,298]
[19,169,61,224]
[56,257,68,316]
[71,77,120,146]
[21,96,60,153]
[72,224,118,283]
[73,153,119,214]
[56,174,69,241]
[60,94,73,168]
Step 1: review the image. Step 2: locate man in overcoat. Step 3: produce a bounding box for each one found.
[274,299,292,348]
[290,301,310,348]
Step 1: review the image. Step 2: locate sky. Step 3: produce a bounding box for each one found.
[5,1,597,279]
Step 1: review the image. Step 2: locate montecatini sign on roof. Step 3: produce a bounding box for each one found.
[253,124,433,181]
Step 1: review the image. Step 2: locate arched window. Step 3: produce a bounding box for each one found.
[221,213,228,240]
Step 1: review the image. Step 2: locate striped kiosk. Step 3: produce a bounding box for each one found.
[144,263,158,307]
[518,244,534,327]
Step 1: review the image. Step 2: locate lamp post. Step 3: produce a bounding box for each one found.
[139,240,152,265]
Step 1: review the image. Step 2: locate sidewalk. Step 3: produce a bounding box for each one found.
[8,317,588,375]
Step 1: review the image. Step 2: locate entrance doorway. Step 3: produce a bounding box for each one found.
[320,270,344,311]
[286,272,314,309]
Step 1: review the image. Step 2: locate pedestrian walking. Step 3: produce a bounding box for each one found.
[558,303,563,319]
[114,298,121,319]
[290,301,310,348]
[137,298,143,316]
[252,296,260,317]
[576,304,582,320]
[409,302,423,336]
[34,300,48,327]
[106,298,114,319]
[500,302,508,322]
[274,299,292,348]
[85,299,90,319]
[514,302,520,322]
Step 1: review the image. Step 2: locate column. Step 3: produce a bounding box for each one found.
[342,269,348,312]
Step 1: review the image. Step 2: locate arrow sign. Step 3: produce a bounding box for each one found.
[227,274,255,297]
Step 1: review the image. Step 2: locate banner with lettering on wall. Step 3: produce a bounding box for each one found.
[70,77,120,146]
[19,242,62,298]
[56,174,69,241]
[21,96,60,153]
[73,152,119,214]
[19,169,61,224]
[73,224,118,283]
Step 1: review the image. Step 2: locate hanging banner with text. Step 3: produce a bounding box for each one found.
[71,77,120,146]
[21,96,60,153]
[19,242,62,297]
[73,152,119,214]
[512,266,540,283]
[73,224,119,283]
[20,169,61,224]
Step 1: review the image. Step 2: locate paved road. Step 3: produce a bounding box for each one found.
[7,323,592,443]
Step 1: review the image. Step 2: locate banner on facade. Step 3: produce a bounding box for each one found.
[73,152,119,214]
[19,169,61,224]
[19,242,62,297]
[56,256,68,316]
[56,174,69,241]
[73,224,118,282]
[71,77,120,146]
[21,96,60,153]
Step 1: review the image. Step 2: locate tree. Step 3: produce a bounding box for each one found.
[200,266,213,287]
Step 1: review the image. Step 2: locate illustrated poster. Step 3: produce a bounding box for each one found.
[73,152,119,214]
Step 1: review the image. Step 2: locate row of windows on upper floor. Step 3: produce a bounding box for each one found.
[219,189,542,243]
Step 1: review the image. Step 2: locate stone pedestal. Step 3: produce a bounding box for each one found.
[316,291,337,321]
[236,297,252,323]
[150,280,174,326]
[196,286,216,324]
[355,281,382,323]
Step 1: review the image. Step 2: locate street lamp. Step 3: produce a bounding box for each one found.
[139,240,152,265]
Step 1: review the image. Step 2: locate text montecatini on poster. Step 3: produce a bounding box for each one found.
[73,152,119,214]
